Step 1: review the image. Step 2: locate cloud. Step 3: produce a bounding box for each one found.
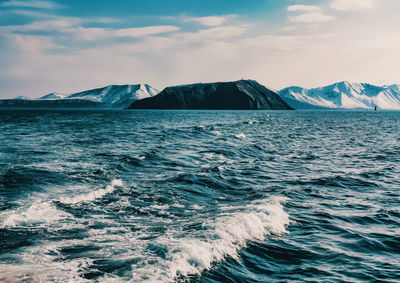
[0,18,180,42]
[281,26,296,32]
[2,1,400,99]
[6,9,120,27]
[287,5,321,12]
[330,0,375,11]
[183,15,236,26]
[115,26,180,37]
[288,5,334,23]
[289,12,334,23]
[1,19,79,32]
[1,0,61,9]
[69,25,180,41]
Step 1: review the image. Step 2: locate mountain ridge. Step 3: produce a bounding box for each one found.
[279,81,400,110]
[3,80,400,110]
[0,84,158,109]
[129,80,293,110]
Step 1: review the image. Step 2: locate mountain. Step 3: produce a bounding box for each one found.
[13,96,30,100]
[66,84,158,108]
[279,82,400,110]
[39,92,65,100]
[129,80,293,110]
[0,84,158,109]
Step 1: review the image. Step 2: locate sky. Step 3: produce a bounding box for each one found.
[0,0,400,98]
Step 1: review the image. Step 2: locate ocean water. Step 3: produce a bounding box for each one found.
[0,109,399,282]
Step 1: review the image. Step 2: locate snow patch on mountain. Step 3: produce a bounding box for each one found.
[65,84,158,108]
[279,82,400,110]
[40,93,66,100]
[13,96,30,100]
[7,84,159,109]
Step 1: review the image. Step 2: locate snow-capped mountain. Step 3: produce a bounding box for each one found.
[66,84,158,108]
[2,84,159,109]
[39,92,66,100]
[279,82,400,110]
[13,96,30,100]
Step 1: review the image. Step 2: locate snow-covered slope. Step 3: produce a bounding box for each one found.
[39,92,66,100]
[1,84,159,109]
[13,96,30,100]
[66,84,158,108]
[279,82,400,110]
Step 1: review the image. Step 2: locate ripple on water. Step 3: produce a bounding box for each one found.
[0,110,399,282]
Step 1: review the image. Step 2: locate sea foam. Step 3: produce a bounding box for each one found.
[235,133,246,139]
[59,179,123,205]
[0,201,72,229]
[133,196,290,282]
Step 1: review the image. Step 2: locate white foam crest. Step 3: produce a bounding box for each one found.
[134,196,290,282]
[151,204,169,210]
[235,133,246,139]
[191,204,204,210]
[0,246,93,283]
[211,130,222,136]
[202,152,231,164]
[172,202,185,208]
[60,179,123,205]
[0,263,90,283]
[0,201,73,229]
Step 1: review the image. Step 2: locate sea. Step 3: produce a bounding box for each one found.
[0,109,399,282]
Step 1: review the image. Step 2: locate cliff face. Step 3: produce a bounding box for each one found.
[129,80,294,110]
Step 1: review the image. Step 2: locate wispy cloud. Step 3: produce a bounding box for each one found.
[67,25,181,41]
[289,12,334,23]
[287,5,321,12]
[330,0,375,11]
[1,19,180,42]
[7,9,119,26]
[182,15,236,27]
[288,5,334,23]
[1,0,61,9]
[1,0,400,99]
[115,26,180,38]
[1,19,79,32]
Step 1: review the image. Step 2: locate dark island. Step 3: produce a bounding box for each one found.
[129,80,293,110]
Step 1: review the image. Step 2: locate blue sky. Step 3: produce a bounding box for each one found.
[0,0,399,98]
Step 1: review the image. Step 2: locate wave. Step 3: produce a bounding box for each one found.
[59,179,123,205]
[0,179,123,229]
[132,196,290,282]
[234,133,246,139]
[0,201,72,229]
[0,253,92,283]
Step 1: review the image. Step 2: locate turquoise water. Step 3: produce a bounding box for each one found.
[0,110,399,282]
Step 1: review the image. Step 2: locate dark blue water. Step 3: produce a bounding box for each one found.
[0,110,399,282]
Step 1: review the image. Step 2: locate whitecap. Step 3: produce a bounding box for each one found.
[133,196,290,282]
[0,201,73,229]
[151,204,170,210]
[191,204,204,210]
[235,133,246,139]
[0,245,93,283]
[172,202,185,208]
[59,179,123,205]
